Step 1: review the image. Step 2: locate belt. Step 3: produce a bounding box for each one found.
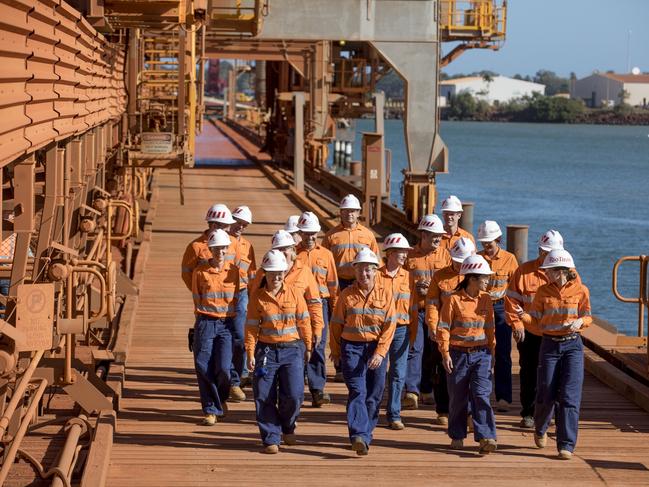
[493,298,504,305]
[543,333,579,342]
[257,340,302,349]
[397,323,410,327]
[449,345,489,354]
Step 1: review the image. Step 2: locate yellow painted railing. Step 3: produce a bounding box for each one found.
[440,0,507,40]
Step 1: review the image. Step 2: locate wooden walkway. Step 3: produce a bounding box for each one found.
[107,124,649,486]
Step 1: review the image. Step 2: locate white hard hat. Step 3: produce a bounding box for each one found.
[441,195,463,213]
[418,214,445,234]
[460,254,494,276]
[477,220,502,242]
[538,229,564,252]
[271,229,296,249]
[450,237,476,263]
[297,211,321,233]
[232,205,252,224]
[284,215,300,233]
[207,229,232,248]
[540,249,575,269]
[383,233,412,251]
[353,247,380,266]
[205,203,236,224]
[340,194,362,210]
[261,249,289,272]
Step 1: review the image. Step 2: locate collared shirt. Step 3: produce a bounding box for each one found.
[406,245,452,309]
[376,265,417,345]
[440,227,475,251]
[250,259,324,340]
[504,256,548,333]
[296,243,339,308]
[245,284,312,355]
[425,265,463,336]
[330,280,396,358]
[191,261,240,318]
[322,223,380,280]
[523,279,592,337]
[479,247,519,301]
[230,235,256,289]
[438,290,495,358]
[181,230,237,291]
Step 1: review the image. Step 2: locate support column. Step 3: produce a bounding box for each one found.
[293,92,305,193]
[373,91,386,196]
[507,225,529,264]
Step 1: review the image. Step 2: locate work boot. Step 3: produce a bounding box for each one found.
[496,399,510,413]
[558,450,573,460]
[311,391,331,408]
[401,392,419,410]
[388,420,405,430]
[229,385,246,402]
[201,414,217,426]
[240,376,252,388]
[351,436,368,456]
[534,432,547,449]
[450,439,464,450]
[421,392,435,405]
[434,414,448,426]
[479,438,497,455]
[263,444,279,454]
[283,433,297,446]
[334,371,345,383]
[520,416,534,429]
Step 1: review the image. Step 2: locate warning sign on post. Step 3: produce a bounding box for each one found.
[16,283,54,352]
[141,132,174,154]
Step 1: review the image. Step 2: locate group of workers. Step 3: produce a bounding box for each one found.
[181,194,592,459]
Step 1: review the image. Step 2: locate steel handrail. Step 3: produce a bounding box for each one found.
[612,255,648,337]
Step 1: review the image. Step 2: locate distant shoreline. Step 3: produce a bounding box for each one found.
[439,111,649,126]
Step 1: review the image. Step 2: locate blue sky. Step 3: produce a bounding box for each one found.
[442,0,649,78]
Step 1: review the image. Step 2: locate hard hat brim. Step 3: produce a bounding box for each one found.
[353,260,379,266]
[539,262,574,269]
[441,208,463,213]
[477,232,502,242]
[233,215,252,224]
[262,265,289,272]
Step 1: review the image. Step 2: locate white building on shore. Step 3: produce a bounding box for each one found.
[439,75,545,105]
[571,72,649,108]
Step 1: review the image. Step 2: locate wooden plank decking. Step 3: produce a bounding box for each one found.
[107,124,649,486]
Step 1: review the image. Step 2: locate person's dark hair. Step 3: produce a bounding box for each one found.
[555,266,578,281]
[455,273,480,291]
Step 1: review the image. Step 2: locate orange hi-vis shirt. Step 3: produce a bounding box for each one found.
[522,280,592,337]
[191,261,240,318]
[407,245,452,310]
[479,247,519,301]
[504,256,548,333]
[330,281,396,359]
[376,265,417,345]
[322,223,380,280]
[296,243,339,306]
[440,227,475,251]
[181,230,238,291]
[230,235,256,289]
[245,284,312,356]
[249,259,325,340]
[425,265,464,336]
[437,290,495,358]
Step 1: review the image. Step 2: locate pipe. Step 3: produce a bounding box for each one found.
[507,224,529,264]
[50,415,88,487]
[65,271,73,384]
[0,349,45,437]
[0,378,48,485]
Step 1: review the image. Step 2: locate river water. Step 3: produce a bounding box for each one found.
[337,120,649,336]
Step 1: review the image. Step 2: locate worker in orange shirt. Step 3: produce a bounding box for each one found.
[505,229,564,429]
[284,215,302,245]
[245,250,312,454]
[191,229,240,426]
[250,230,324,360]
[403,214,451,411]
[439,195,475,251]
[513,249,591,460]
[295,211,339,407]
[323,194,380,382]
[331,248,396,456]
[228,206,257,396]
[377,233,417,430]
[477,220,518,412]
[422,237,475,424]
[438,254,497,455]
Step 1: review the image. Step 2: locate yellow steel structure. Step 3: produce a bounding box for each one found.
[208,0,265,36]
[440,0,507,41]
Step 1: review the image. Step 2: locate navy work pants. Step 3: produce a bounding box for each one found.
[517,331,542,418]
[230,288,248,386]
[386,325,410,422]
[493,300,513,403]
[307,297,329,393]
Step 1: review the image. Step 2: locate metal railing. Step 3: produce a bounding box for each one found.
[439,0,507,39]
[612,255,648,337]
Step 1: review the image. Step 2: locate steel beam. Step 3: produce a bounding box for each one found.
[293,92,305,193]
